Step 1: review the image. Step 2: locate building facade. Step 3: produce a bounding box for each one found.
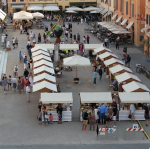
[7,0,97,14]
[112,0,145,46]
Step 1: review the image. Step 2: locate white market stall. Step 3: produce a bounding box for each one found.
[34,73,56,83]
[79,92,112,121]
[34,59,53,68]
[33,54,52,62]
[94,47,112,54]
[27,5,43,11]
[84,44,103,50]
[33,81,57,92]
[32,50,50,57]
[34,65,54,75]
[32,12,44,18]
[31,46,48,53]
[66,6,83,11]
[59,44,79,50]
[118,92,150,121]
[41,93,73,121]
[83,6,99,11]
[122,81,150,92]
[35,44,54,53]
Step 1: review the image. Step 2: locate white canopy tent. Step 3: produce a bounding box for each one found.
[80,92,112,103]
[66,6,83,11]
[100,8,108,14]
[84,44,103,50]
[98,52,118,61]
[109,27,126,32]
[0,9,6,16]
[13,11,33,20]
[115,72,141,84]
[83,6,99,11]
[96,7,104,13]
[27,5,43,11]
[43,6,59,11]
[94,47,112,53]
[118,92,150,103]
[35,44,54,50]
[34,73,56,83]
[32,50,49,57]
[126,21,134,29]
[90,11,100,14]
[104,58,124,67]
[112,30,131,34]
[102,22,115,28]
[116,16,122,23]
[31,46,48,53]
[34,66,54,75]
[106,24,120,29]
[33,81,57,92]
[32,12,44,18]
[33,55,52,62]
[97,21,107,25]
[41,93,73,104]
[111,13,117,20]
[34,59,53,68]
[65,10,77,13]
[59,44,79,50]
[122,81,150,92]
[109,65,133,74]
[0,13,5,20]
[121,18,128,25]
[103,11,112,18]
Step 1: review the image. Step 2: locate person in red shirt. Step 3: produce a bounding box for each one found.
[86,35,90,44]
[25,77,29,87]
[49,113,53,124]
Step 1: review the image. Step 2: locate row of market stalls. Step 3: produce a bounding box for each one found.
[0,9,6,20]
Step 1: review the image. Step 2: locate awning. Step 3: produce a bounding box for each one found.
[111,13,117,20]
[146,32,150,37]
[11,5,24,8]
[34,59,53,68]
[94,47,112,53]
[84,44,103,50]
[31,46,48,53]
[70,2,96,6]
[98,52,118,61]
[34,66,54,75]
[109,65,133,74]
[115,72,141,84]
[35,44,54,50]
[104,58,124,67]
[97,7,104,13]
[0,9,6,16]
[102,22,114,28]
[103,11,112,18]
[100,8,108,15]
[13,11,33,20]
[97,21,107,25]
[122,81,150,92]
[43,6,59,11]
[126,21,134,29]
[141,27,149,33]
[33,81,57,92]
[66,6,83,11]
[116,16,122,23]
[27,5,43,11]
[59,44,79,50]
[121,18,128,25]
[41,93,73,103]
[32,50,50,57]
[118,92,150,103]
[80,92,112,103]
[33,55,52,62]
[34,73,56,83]
[112,30,131,34]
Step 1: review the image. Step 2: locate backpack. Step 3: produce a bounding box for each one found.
[82,111,85,120]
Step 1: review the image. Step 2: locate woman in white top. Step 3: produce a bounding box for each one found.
[28,72,33,92]
[94,107,99,123]
[81,18,83,25]
[6,40,10,49]
[130,104,135,122]
[83,36,86,44]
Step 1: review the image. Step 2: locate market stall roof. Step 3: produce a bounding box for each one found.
[43,6,59,11]
[97,21,107,25]
[118,92,150,103]
[111,13,117,20]
[84,44,103,50]
[32,50,49,57]
[33,54,52,62]
[121,18,128,25]
[102,22,115,28]
[94,47,112,53]
[90,10,99,14]
[59,44,79,50]
[80,92,112,103]
[41,93,73,103]
[66,6,83,11]
[100,8,108,14]
[83,6,99,11]
[112,30,131,34]
[103,11,112,18]
[101,22,112,27]
[109,65,133,74]
[31,46,48,53]
[98,52,118,61]
[34,59,53,68]
[146,32,150,37]
[33,81,57,92]
[141,27,149,33]
[109,27,126,32]
[96,7,104,13]
[104,58,124,67]
[65,10,77,13]
[126,21,134,29]
[34,73,56,83]
[0,13,5,20]
[122,81,150,92]
[34,66,54,74]
[32,12,44,18]
[116,16,122,23]
[35,44,54,50]
[13,11,33,20]
[0,9,6,16]
[115,72,141,84]
[27,5,43,11]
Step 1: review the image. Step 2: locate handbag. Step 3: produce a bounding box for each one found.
[45,115,49,119]
[128,114,132,119]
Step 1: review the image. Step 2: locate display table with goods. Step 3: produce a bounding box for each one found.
[118,92,150,121]
[79,92,113,121]
[41,93,73,122]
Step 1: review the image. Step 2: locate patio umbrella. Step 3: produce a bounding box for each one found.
[63,55,91,78]
[13,11,33,20]
[66,6,83,11]
[83,6,99,11]
[90,10,99,14]
[32,12,44,18]
[65,10,77,13]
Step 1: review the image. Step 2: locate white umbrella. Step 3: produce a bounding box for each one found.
[63,55,91,78]
[65,10,77,13]
[66,6,83,11]
[90,10,99,14]
[113,30,131,34]
[43,6,59,11]
[32,12,44,18]
[13,11,33,20]
[83,6,99,11]
[27,6,43,11]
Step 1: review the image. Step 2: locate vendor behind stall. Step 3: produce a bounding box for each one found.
[56,104,63,124]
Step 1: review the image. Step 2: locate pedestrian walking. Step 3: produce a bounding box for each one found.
[144,107,150,126]
[20,24,22,34]
[12,37,15,49]
[11,76,17,92]
[116,36,120,50]
[24,68,29,79]
[38,33,41,43]
[3,77,7,94]
[43,106,49,125]
[126,54,131,68]
[18,51,23,63]
[89,112,96,131]
[29,58,33,70]
[20,76,25,91]
[83,36,86,44]
[33,34,36,44]
[26,84,31,103]
[81,17,83,24]
[23,56,27,69]
[15,38,18,48]
[38,110,42,125]
[104,37,107,47]
[7,75,12,91]
[98,67,102,81]
[93,70,98,86]
[43,33,46,43]
[28,72,33,93]
[106,107,113,127]
[28,48,32,59]
[13,65,19,77]
[74,34,76,42]
[70,32,72,43]
[129,103,135,122]
[4,37,7,49]
[17,76,22,94]
[86,35,90,44]
[99,104,107,125]
[106,37,109,48]
[65,30,68,41]
[82,109,89,131]
[112,104,117,127]
[30,31,33,41]
[77,33,80,43]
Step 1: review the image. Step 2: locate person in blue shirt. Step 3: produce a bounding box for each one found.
[112,79,117,86]
[23,56,27,69]
[18,51,23,62]
[99,67,102,81]
[99,104,107,124]
[93,69,98,86]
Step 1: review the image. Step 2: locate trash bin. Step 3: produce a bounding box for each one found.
[123,47,127,53]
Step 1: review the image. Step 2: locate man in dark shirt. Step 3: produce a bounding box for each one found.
[82,109,89,131]
[99,67,102,81]
[77,33,80,43]
[24,68,29,79]
[113,104,117,127]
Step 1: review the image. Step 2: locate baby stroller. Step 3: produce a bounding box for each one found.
[58,112,62,124]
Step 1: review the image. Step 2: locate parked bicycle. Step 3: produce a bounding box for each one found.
[136,64,146,74]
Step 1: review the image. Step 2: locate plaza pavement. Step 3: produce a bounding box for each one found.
[0,20,149,147]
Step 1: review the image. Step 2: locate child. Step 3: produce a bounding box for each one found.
[49,113,53,124]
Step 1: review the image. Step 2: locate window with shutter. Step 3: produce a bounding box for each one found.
[149,15,150,25]
[126,1,128,15]
[146,14,148,25]
[132,4,134,18]
[116,0,118,10]
[120,0,123,12]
